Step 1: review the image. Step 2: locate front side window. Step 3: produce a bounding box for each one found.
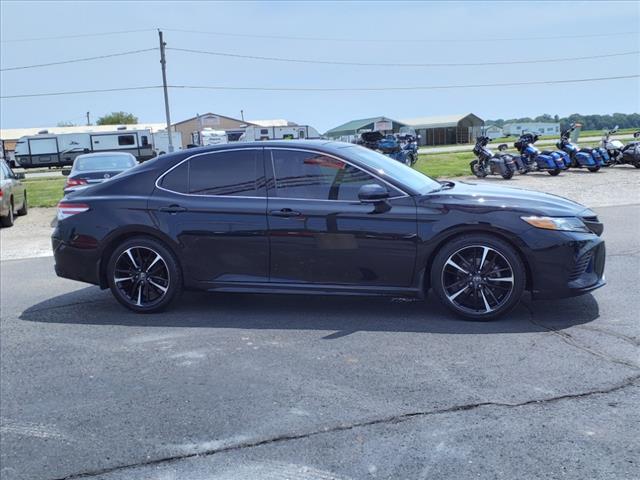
[188,150,264,196]
[269,149,399,201]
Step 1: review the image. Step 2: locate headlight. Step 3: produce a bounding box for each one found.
[521,216,589,233]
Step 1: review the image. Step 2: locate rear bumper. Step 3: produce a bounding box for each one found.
[52,235,101,286]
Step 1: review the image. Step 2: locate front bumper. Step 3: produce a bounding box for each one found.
[525,230,606,300]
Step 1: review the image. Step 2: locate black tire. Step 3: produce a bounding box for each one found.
[587,165,601,172]
[1,198,14,228]
[548,169,561,176]
[634,163,640,169]
[470,160,487,178]
[106,236,182,313]
[17,192,27,216]
[501,168,514,180]
[430,234,526,321]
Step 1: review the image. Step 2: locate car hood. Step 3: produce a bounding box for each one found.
[424,180,595,217]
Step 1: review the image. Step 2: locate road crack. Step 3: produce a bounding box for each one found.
[520,300,640,371]
[51,374,640,480]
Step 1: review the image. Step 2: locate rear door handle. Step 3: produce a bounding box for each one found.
[159,205,187,213]
[269,208,302,218]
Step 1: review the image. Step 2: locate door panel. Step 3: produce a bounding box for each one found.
[266,148,418,287]
[150,148,269,284]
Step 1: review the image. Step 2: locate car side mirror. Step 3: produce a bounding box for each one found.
[62,168,71,176]
[15,172,25,180]
[358,184,389,203]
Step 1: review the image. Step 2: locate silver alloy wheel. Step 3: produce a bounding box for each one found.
[113,246,170,307]
[441,245,515,315]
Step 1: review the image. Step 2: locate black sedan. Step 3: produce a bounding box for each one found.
[52,140,605,320]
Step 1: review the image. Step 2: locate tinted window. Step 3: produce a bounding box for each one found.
[74,155,137,172]
[270,149,399,201]
[118,135,135,146]
[189,150,264,196]
[160,161,189,193]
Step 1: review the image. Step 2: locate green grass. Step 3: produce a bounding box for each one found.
[414,151,476,178]
[23,177,65,207]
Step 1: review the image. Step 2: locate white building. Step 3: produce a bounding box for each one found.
[484,125,504,140]
[503,122,560,137]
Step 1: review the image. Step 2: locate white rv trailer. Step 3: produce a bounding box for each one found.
[191,129,228,146]
[14,128,155,168]
[151,131,183,155]
[239,125,321,142]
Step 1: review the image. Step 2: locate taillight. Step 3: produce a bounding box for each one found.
[65,178,88,188]
[57,202,90,220]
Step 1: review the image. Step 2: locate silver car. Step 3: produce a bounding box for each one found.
[0,160,27,228]
[63,152,138,195]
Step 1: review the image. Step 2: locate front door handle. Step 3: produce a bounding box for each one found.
[269,208,302,218]
[159,205,187,213]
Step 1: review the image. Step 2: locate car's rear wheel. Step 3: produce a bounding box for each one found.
[17,193,28,216]
[107,237,182,313]
[1,198,14,228]
[430,234,525,320]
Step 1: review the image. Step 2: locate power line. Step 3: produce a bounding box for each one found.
[0,48,157,71]
[164,27,640,44]
[1,74,637,99]
[168,47,640,68]
[0,28,156,43]
[169,74,640,92]
[0,86,162,99]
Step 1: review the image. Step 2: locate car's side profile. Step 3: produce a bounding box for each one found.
[0,159,28,228]
[52,140,605,320]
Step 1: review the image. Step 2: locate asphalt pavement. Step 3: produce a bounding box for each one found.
[1,204,639,480]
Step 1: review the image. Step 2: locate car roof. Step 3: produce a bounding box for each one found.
[180,139,356,156]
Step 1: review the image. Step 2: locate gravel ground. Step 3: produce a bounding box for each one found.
[1,167,638,261]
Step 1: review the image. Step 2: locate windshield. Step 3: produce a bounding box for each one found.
[345,145,440,194]
[73,155,137,172]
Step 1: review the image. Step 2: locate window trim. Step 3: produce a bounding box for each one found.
[266,147,409,202]
[155,147,267,199]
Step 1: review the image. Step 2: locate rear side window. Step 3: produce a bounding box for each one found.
[189,150,263,196]
[160,161,189,193]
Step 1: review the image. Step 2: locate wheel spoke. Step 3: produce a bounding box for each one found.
[447,285,469,301]
[480,288,492,313]
[148,279,168,293]
[146,253,162,272]
[446,259,469,274]
[114,276,134,283]
[125,249,139,269]
[136,283,143,306]
[487,276,514,283]
[479,246,489,271]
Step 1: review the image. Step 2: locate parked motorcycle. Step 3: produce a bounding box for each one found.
[620,131,640,168]
[359,132,417,166]
[556,124,603,172]
[514,133,567,176]
[601,127,640,167]
[470,136,516,179]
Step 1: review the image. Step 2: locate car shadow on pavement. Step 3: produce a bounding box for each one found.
[19,286,600,337]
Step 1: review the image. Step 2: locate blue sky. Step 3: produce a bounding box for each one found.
[1,1,638,132]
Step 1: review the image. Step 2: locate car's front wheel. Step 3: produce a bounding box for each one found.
[430,234,525,320]
[107,237,182,313]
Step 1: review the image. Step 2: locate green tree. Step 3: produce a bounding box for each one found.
[96,111,138,125]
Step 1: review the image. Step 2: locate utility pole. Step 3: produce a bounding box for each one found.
[240,109,244,121]
[158,29,174,152]
[86,111,90,126]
